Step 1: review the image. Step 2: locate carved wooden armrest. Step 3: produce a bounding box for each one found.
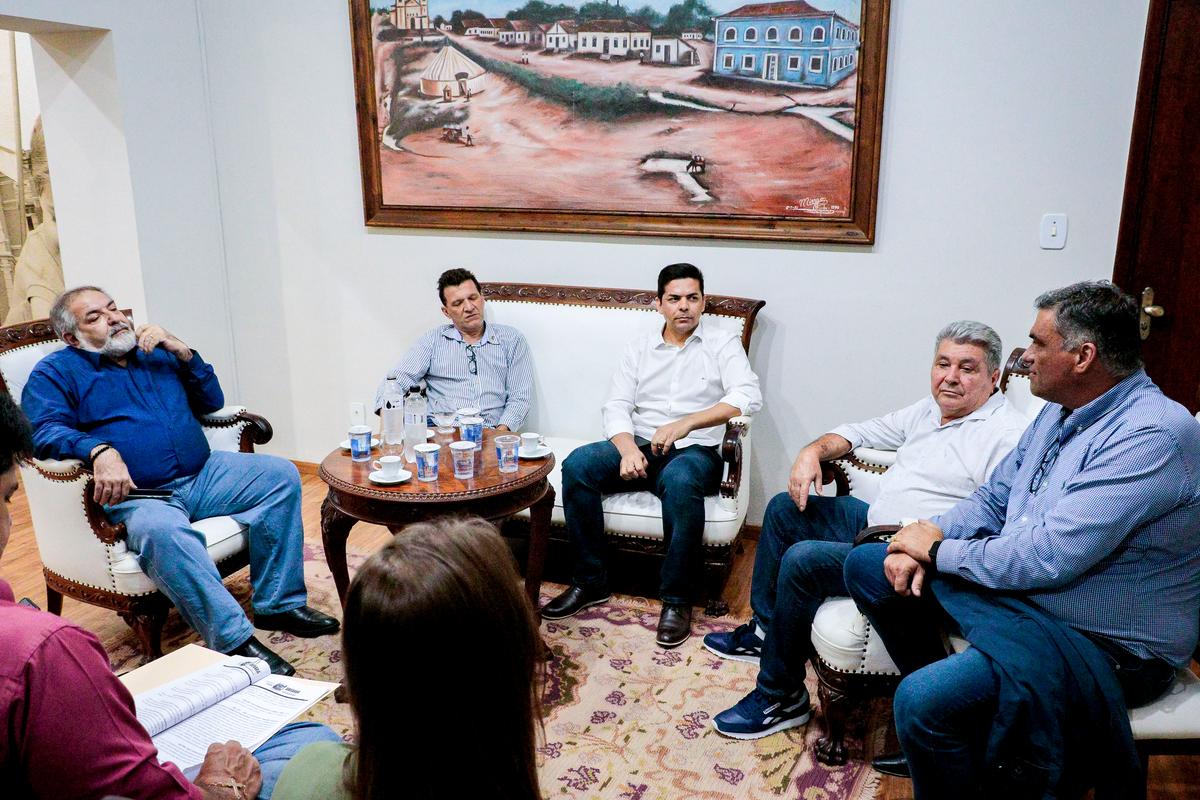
[200,406,274,452]
[719,416,751,500]
[852,524,902,547]
[82,481,129,544]
[820,461,851,496]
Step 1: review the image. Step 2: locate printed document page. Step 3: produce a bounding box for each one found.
[132,654,337,771]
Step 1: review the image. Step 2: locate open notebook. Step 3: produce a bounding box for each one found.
[125,645,337,771]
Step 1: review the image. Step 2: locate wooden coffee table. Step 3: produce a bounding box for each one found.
[318,429,556,608]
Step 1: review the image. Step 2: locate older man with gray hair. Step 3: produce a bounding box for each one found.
[709,320,1029,740]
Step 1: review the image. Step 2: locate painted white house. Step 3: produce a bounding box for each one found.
[577,19,652,58]
[648,36,699,66]
[390,0,429,31]
[462,14,492,36]
[499,19,545,47]
[544,20,579,51]
[681,29,704,40]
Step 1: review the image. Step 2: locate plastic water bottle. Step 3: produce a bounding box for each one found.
[380,378,404,456]
[403,385,428,463]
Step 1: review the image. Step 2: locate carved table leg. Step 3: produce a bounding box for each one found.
[525,482,555,610]
[320,491,358,608]
[120,603,169,662]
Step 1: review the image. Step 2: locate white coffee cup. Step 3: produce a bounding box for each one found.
[520,432,544,452]
[372,455,404,479]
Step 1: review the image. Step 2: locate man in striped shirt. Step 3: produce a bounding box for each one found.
[375,268,534,431]
[847,281,1200,794]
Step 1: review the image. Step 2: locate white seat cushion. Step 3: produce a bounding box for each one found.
[811,596,902,675]
[1130,669,1200,740]
[513,436,744,546]
[110,515,248,595]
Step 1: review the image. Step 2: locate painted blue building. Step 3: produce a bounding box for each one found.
[712,1,859,88]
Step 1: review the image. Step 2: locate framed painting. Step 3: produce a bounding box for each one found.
[349,0,890,242]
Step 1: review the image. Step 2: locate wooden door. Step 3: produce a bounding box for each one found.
[1113,0,1200,413]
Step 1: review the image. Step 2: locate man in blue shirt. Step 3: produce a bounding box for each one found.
[22,286,339,675]
[375,268,534,431]
[844,281,1200,794]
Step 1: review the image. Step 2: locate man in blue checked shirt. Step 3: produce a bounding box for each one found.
[374,268,533,431]
[22,287,339,676]
[845,281,1200,795]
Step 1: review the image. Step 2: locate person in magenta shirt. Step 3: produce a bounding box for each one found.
[0,392,336,799]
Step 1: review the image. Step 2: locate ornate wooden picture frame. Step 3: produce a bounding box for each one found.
[349,0,890,243]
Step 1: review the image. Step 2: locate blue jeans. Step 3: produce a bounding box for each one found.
[753,493,869,699]
[183,721,341,799]
[843,543,950,675]
[893,649,1001,799]
[561,439,722,606]
[107,450,310,653]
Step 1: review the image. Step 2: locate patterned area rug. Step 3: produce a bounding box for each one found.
[105,543,888,800]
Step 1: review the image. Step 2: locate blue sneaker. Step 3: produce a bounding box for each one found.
[702,622,763,665]
[712,687,811,740]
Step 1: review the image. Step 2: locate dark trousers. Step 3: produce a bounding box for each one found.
[752,492,869,698]
[561,438,722,606]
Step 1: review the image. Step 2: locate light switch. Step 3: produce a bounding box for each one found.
[349,402,365,427]
[1040,213,1068,250]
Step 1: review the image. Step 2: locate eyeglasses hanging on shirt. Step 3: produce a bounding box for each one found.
[466,344,478,375]
[1029,410,1072,494]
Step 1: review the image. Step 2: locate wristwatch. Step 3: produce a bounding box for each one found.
[927,539,942,571]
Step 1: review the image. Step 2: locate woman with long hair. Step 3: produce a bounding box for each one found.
[273,516,543,800]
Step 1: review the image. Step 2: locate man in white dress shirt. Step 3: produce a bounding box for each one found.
[540,264,763,647]
[707,321,1028,742]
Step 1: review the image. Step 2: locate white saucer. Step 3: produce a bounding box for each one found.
[368,469,412,485]
[519,445,551,459]
[340,437,380,451]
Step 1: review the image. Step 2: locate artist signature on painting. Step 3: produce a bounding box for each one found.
[785,197,845,216]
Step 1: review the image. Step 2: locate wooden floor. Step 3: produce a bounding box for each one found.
[2,467,1197,798]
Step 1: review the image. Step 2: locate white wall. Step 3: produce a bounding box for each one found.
[0,0,1150,525]
[0,2,237,392]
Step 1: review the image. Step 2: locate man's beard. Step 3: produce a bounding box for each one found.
[78,326,137,358]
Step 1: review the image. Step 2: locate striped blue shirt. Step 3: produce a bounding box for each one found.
[933,370,1200,667]
[374,322,533,430]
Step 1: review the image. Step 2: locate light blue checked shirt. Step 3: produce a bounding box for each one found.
[932,370,1200,667]
[374,322,534,430]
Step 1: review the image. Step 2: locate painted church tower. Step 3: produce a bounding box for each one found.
[391,0,430,30]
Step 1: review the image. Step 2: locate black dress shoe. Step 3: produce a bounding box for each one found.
[871,750,910,778]
[656,604,692,648]
[255,605,341,638]
[540,585,611,620]
[228,636,296,676]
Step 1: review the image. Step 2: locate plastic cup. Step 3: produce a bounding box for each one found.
[450,440,476,479]
[348,425,372,462]
[459,416,484,450]
[495,435,520,473]
[414,443,440,482]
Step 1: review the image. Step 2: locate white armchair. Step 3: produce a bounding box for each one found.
[0,317,272,661]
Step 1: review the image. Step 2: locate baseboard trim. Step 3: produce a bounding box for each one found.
[293,460,320,477]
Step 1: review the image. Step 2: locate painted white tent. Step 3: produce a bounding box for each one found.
[419,46,487,98]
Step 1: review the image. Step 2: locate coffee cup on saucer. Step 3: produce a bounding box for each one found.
[520,432,547,457]
[372,455,404,480]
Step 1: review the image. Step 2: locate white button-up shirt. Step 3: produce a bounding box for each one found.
[601,319,763,449]
[830,391,1028,526]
